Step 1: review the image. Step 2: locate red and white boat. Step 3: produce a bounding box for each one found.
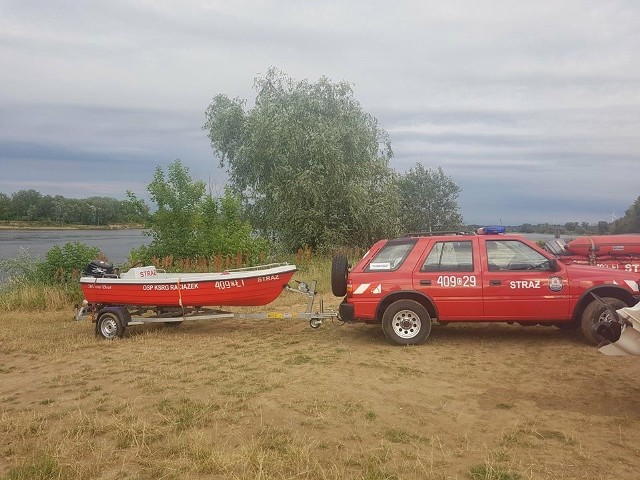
[80,262,297,308]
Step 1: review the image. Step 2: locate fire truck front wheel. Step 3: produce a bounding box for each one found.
[581,297,626,345]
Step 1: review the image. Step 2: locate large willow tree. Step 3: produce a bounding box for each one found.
[203,68,399,251]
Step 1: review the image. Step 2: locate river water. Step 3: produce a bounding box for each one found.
[0,229,150,268]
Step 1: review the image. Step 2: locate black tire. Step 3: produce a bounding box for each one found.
[581,297,626,345]
[331,255,349,297]
[381,299,432,345]
[95,311,125,340]
[309,318,322,329]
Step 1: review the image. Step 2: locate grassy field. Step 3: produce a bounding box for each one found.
[1,261,640,479]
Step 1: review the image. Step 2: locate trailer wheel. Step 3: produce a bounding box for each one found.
[331,255,349,296]
[96,311,125,340]
[309,318,322,329]
[382,300,431,345]
[581,297,625,345]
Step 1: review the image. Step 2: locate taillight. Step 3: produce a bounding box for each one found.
[346,283,353,297]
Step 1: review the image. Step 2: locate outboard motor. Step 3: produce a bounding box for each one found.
[83,260,114,277]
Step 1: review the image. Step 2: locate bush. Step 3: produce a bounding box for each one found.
[0,247,40,283]
[36,242,101,283]
[0,242,100,310]
[128,161,271,264]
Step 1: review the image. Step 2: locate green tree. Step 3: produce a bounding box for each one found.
[564,222,579,232]
[597,221,609,234]
[144,160,207,258]
[397,164,463,233]
[128,160,268,262]
[51,195,68,224]
[10,189,44,220]
[1,190,146,225]
[203,67,399,250]
[613,196,640,233]
[0,193,10,219]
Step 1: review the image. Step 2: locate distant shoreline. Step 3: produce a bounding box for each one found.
[0,222,144,231]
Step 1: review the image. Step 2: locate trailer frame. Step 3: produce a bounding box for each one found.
[75,280,339,339]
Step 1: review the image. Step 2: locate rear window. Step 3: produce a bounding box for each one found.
[365,240,416,272]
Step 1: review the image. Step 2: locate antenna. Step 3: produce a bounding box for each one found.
[609,211,616,222]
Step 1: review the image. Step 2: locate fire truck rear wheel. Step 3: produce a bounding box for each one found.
[382,299,432,345]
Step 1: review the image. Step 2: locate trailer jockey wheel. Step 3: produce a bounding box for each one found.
[310,318,322,329]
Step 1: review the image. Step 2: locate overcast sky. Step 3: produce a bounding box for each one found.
[1,1,639,225]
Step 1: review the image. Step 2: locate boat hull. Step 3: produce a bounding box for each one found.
[80,264,297,307]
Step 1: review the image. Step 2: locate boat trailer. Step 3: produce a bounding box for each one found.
[75,280,339,340]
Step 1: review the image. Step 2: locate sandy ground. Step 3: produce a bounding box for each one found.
[1,307,640,479]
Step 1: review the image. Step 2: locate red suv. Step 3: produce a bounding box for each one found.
[332,228,640,345]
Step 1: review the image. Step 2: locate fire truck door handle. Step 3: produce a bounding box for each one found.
[489,280,501,286]
[419,280,431,285]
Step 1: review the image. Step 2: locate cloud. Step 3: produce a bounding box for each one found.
[0,103,224,199]
[1,0,639,225]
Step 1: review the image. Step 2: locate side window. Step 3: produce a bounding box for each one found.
[421,241,473,272]
[486,240,550,271]
[365,240,416,272]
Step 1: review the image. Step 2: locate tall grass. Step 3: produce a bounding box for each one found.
[0,281,81,311]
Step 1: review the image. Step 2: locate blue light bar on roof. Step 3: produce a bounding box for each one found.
[477,226,506,235]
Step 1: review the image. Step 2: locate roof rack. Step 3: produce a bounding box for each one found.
[404,230,475,238]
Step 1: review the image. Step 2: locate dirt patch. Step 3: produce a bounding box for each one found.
[1,309,640,479]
